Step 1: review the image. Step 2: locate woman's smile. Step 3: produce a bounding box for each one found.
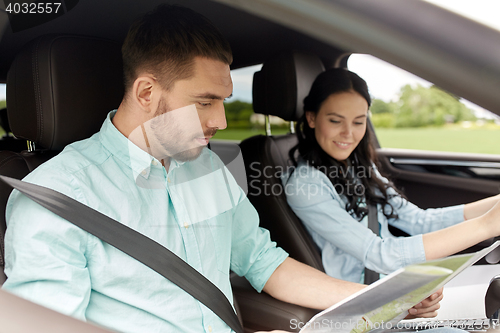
[306,91,368,161]
[334,141,353,149]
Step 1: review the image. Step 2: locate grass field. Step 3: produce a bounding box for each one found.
[213,128,290,141]
[213,125,500,155]
[374,127,500,154]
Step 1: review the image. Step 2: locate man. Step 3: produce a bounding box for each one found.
[2,5,442,333]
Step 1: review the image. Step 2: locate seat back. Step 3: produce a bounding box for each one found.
[240,51,325,270]
[0,35,124,284]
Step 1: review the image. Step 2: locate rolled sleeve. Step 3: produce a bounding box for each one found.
[388,191,465,235]
[375,168,465,235]
[363,233,426,273]
[229,195,288,292]
[400,234,426,267]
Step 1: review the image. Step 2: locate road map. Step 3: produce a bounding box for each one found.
[300,242,500,333]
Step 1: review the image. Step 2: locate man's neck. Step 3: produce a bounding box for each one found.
[161,158,171,172]
[114,102,165,165]
[113,102,145,139]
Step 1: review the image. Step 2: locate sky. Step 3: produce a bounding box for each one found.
[2,0,500,118]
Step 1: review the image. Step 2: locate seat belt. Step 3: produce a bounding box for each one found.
[0,176,243,333]
[364,203,379,285]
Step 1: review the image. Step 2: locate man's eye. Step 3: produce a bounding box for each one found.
[354,122,365,125]
[329,120,340,124]
[198,102,211,107]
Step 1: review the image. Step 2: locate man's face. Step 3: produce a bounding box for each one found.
[149,101,206,162]
[131,57,233,162]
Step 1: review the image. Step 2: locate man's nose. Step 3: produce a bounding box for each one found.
[207,103,227,130]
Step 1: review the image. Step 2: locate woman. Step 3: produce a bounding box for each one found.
[283,68,500,283]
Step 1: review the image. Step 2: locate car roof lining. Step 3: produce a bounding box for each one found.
[0,0,344,82]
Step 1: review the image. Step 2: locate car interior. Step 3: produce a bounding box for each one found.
[1,0,500,332]
[0,33,326,333]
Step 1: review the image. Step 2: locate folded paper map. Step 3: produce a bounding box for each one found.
[300,241,500,333]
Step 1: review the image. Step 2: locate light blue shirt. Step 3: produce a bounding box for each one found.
[3,111,288,333]
[282,160,463,283]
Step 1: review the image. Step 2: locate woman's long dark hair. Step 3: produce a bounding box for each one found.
[289,68,402,221]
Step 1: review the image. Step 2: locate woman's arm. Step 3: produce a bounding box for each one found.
[378,175,463,235]
[286,165,500,274]
[423,200,500,260]
[464,194,500,220]
[284,167,427,275]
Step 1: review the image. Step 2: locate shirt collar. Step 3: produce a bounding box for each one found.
[100,110,155,179]
[99,111,191,180]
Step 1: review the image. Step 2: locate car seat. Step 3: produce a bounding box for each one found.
[0,34,124,284]
[230,51,327,331]
[239,50,325,270]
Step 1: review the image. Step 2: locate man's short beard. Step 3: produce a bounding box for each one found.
[151,98,206,162]
[170,146,204,162]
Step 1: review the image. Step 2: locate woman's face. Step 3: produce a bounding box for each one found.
[306,91,368,161]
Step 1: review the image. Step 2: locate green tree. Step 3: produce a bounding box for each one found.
[370,99,396,128]
[394,84,476,128]
[371,113,395,128]
[371,99,395,114]
[224,100,254,129]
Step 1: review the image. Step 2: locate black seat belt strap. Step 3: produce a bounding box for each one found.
[0,176,243,333]
[364,203,379,285]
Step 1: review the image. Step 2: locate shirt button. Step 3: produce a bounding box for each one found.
[167,177,171,183]
[183,222,189,229]
[152,160,158,166]
[141,170,147,176]
[208,325,212,333]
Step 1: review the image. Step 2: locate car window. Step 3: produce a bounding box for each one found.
[348,54,500,155]
[0,68,289,143]
[213,64,290,142]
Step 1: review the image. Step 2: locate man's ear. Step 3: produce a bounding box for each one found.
[131,76,159,113]
[305,111,316,129]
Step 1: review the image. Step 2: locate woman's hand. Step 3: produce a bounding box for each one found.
[423,200,500,261]
[406,288,443,319]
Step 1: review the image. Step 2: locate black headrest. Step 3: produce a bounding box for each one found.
[252,51,325,121]
[6,35,124,150]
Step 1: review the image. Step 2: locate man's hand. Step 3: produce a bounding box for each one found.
[406,288,443,319]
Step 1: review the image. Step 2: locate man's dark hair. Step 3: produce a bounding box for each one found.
[122,4,233,92]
